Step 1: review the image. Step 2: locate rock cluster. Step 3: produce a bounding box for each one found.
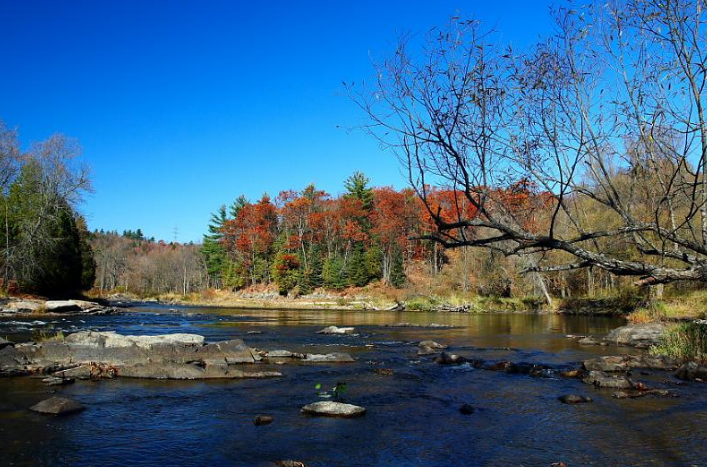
[1,298,116,316]
[0,330,358,379]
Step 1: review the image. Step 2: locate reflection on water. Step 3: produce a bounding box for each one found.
[0,306,704,466]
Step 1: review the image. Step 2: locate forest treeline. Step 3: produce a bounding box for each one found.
[89,171,636,300]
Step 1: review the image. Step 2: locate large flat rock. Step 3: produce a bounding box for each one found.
[583,354,680,372]
[65,330,204,348]
[116,363,281,380]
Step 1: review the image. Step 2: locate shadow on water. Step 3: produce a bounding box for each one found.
[1,306,705,466]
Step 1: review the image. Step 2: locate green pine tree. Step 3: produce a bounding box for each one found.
[202,205,229,288]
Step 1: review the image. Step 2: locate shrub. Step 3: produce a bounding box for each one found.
[651,322,707,363]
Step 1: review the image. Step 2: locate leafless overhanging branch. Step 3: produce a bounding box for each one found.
[351,0,707,285]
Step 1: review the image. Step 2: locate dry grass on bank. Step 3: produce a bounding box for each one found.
[628,290,707,324]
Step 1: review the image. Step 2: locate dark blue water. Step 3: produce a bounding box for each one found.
[0,307,705,466]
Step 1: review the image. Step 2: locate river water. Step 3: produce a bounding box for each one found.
[0,306,705,467]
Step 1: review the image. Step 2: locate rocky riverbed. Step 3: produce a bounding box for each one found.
[1,306,706,466]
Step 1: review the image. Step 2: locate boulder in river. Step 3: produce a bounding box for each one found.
[558,395,593,404]
[418,340,447,355]
[274,461,308,467]
[301,401,366,418]
[583,370,634,389]
[317,326,354,335]
[675,362,707,381]
[0,337,13,349]
[578,336,600,345]
[603,323,667,348]
[29,396,85,416]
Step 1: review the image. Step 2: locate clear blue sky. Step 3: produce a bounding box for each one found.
[1,1,554,242]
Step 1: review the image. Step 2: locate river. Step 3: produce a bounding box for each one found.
[0,306,705,466]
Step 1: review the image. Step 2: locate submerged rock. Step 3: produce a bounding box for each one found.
[459,403,475,414]
[583,370,634,389]
[254,414,274,426]
[604,323,667,348]
[434,352,467,365]
[613,389,675,399]
[29,396,85,416]
[558,395,593,404]
[578,336,600,345]
[42,376,75,386]
[373,368,394,376]
[559,369,583,379]
[675,362,707,381]
[317,326,354,335]
[387,323,453,329]
[301,401,366,418]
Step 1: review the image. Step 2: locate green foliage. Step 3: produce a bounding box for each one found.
[365,243,383,280]
[389,248,406,288]
[651,322,707,363]
[272,252,301,295]
[323,255,347,289]
[344,171,373,211]
[347,246,369,287]
[202,205,228,286]
[299,247,324,295]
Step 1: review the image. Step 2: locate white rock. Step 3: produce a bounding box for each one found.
[301,401,366,418]
[317,326,355,335]
[44,301,81,312]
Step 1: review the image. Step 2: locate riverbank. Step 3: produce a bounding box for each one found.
[94,287,707,319]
